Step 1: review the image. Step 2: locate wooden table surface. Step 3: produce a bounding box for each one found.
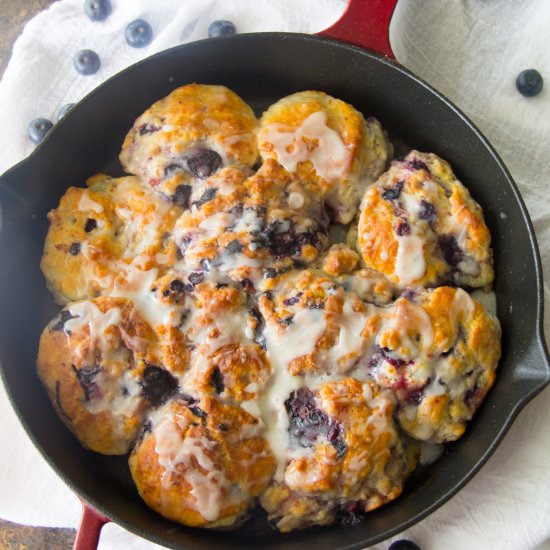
[1,2,77,547]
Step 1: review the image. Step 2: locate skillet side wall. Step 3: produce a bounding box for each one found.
[0,34,547,550]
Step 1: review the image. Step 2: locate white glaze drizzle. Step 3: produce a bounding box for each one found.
[154,412,230,522]
[261,111,352,181]
[65,301,122,357]
[395,231,426,285]
[78,190,104,213]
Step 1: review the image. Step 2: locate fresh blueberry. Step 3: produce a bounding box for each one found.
[57,103,75,121]
[84,0,111,22]
[27,118,53,144]
[208,20,237,38]
[388,540,422,550]
[516,69,543,97]
[125,19,153,48]
[74,49,100,75]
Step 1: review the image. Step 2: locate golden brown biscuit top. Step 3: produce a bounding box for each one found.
[357,150,494,289]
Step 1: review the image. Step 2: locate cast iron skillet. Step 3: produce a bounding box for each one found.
[0,1,548,548]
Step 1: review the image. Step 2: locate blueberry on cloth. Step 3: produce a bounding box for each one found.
[125,19,153,48]
[84,0,112,22]
[388,540,422,550]
[28,118,53,144]
[208,20,237,38]
[74,49,101,75]
[57,103,75,121]
[516,69,543,97]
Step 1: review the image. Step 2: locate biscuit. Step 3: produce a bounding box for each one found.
[37,297,177,454]
[41,174,181,304]
[260,379,412,531]
[258,90,391,223]
[120,84,259,202]
[129,395,276,528]
[356,150,494,289]
[369,286,501,442]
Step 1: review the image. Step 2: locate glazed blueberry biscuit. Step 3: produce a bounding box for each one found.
[369,286,501,443]
[37,297,177,454]
[120,84,259,203]
[41,174,181,304]
[258,270,378,376]
[260,379,413,532]
[258,90,392,224]
[356,150,494,289]
[129,395,276,528]
[177,281,270,402]
[173,159,329,287]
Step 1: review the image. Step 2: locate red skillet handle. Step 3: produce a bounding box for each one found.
[73,501,110,550]
[317,0,398,59]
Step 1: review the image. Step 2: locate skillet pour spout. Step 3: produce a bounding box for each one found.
[1,1,549,548]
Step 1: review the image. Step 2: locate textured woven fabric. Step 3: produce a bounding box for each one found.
[0,1,548,548]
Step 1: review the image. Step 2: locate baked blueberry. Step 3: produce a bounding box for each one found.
[69,242,81,256]
[382,181,403,201]
[439,234,463,268]
[171,184,192,208]
[140,365,178,407]
[193,187,218,208]
[208,20,237,38]
[74,49,100,75]
[84,218,97,232]
[28,118,53,144]
[71,364,101,402]
[418,199,436,221]
[84,0,111,21]
[337,501,367,527]
[125,19,153,48]
[57,103,75,121]
[516,69,543,97]
[185,149,222,179]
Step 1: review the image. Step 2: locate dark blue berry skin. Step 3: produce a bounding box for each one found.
[516,69,543,97]
[84,0,111,22]
[28,118,53,144]
[208,20,237,38]
[125,19,153,48]
[74,49,101,75]
[57,103,75,121]
[388,540,422,550]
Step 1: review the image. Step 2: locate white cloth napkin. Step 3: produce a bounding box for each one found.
[0,1,549,549]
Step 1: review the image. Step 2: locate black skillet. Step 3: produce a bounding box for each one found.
[0,0,548,548]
